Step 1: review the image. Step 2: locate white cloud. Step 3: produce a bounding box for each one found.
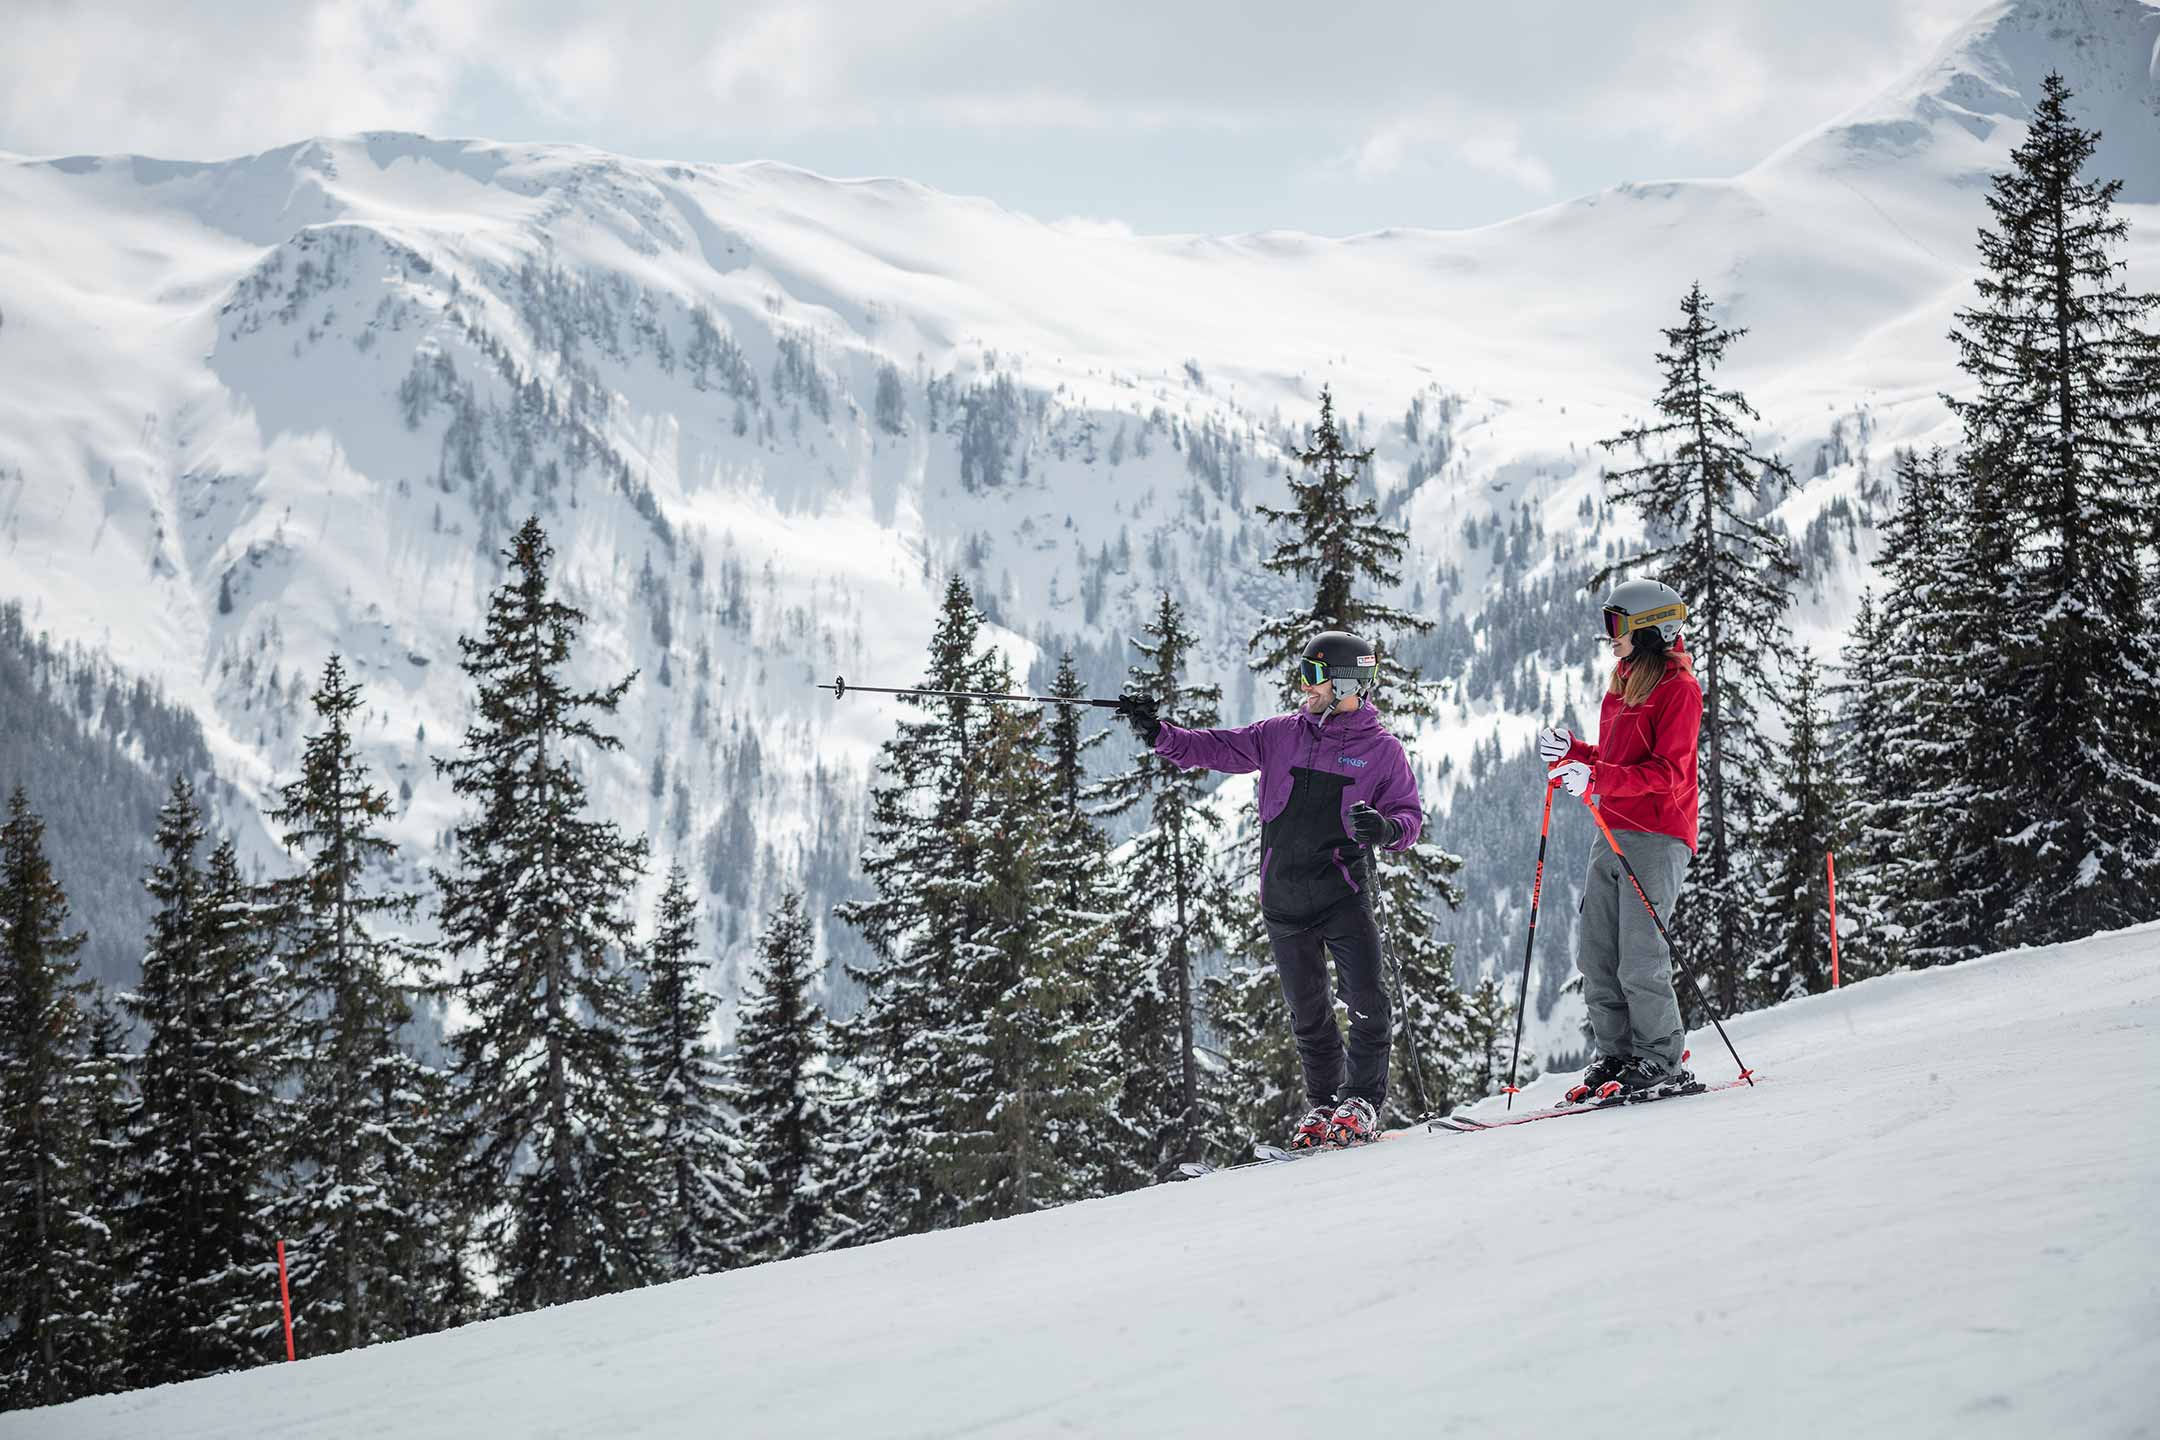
[1348,103,1557,194]
[0,0,1985,230]
[1,0,483,158]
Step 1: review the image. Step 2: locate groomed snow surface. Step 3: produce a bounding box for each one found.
[12,924,2157,1439]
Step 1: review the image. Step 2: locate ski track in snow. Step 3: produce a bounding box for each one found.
[11,923,2158,1439]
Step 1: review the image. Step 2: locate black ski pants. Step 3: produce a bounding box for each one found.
[1265,898,1389,1110]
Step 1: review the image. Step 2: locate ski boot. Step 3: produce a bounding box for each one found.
[1288,1103,1336,1150]
[1327,1096,1380,1146]
[1564,1053,1629,1104]
[1596,1055,1702,1105]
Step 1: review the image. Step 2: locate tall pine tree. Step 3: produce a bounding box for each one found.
[1597,282,1798,1013]
[834,577,998,1236]
[120,786,284,1385]
[434,517,653,1311]
[629,865,740,1277]
[267,655,443,1354]
[1250,387,1435,710]
[1093,593,1242,1173]
[1867,450,1985,967]
[1943,72,2160,946]
[1826,589,1894,981]
[0,788,124,1408]
[1754,654,1843,1001]
[725,889,854,1260]
[938,676,1112,1218]
[1035,655,1135,1196]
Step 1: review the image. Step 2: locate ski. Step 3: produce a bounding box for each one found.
[1428,1074,1759,1133]
[1173,1129,1403,1180]
[1254,1132,1399,1163]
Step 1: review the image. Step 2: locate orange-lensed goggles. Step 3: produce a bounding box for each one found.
[1602,602,1687,640]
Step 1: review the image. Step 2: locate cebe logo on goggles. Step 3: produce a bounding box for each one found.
[1602,602,1686,640]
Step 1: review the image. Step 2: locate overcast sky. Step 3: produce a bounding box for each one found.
[4,0,1987,236]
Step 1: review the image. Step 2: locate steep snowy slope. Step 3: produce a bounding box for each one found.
[0,0,2154,1019]
[13,924,2157,1438]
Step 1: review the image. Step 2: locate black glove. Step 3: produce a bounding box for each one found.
[1115,694,1163,747]
[1348,801,1400,848]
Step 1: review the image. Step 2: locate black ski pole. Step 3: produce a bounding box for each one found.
[1368,839,1432,1118]
[1501,778,1562,1110]
[1579,795,1754,1085]
[819,675,1125,708]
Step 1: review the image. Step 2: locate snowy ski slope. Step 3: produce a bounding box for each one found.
[13,922,2157,1438]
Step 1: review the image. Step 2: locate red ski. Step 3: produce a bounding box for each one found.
[1428,1075,1760,1133]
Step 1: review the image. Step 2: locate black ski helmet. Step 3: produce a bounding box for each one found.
[1601,578,1688,648]
[1298,631,1378,699]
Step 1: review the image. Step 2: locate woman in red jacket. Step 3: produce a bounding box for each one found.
[1538,578,1703,1102]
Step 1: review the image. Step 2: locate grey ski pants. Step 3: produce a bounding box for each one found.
[1577,827,1692,1069]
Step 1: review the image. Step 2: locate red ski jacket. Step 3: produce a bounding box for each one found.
[1564,645,1703,852]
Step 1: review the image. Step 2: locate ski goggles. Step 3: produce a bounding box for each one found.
[1602,601,1687,640]
[1298,656,1333,687]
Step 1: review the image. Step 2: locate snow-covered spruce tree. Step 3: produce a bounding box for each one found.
[725,888,853,1260]
[390,1047,483,1337]
[834,577,998,1238]
[628,864,739,1278]
[941,669,1120,1219]
[1754,654,1844,1001]
[1596,282,1798,1014]
[1246,392,1469,1121]
[1092,593,1242,1173]
[1863,450,1984,967]
[1450,977,1517,1103]
[119,789,285,1386]
[0,789,124,1409]
[265,655,443,1354]
[1826,590,1894,982]
[1944,72,2160,947]
[1035,655,1136,1197]
[1249,387,1435,709]
[433,517,653,1312]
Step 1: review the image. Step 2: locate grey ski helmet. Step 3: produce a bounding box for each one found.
[1298,631,1378,699]
[1601,578,1688,646]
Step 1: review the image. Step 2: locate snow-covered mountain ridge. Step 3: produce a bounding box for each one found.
[0,0,2155,1012]
[15,921,2157,1437]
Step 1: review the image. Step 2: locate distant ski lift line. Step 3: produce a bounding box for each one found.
[819,675,1125,708]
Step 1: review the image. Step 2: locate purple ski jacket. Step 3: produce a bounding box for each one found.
[1154,700,1423,924]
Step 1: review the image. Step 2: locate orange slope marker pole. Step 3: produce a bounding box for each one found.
[277,1241,296,1362]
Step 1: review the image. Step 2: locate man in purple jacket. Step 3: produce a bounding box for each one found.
[1117,631,1423,1148]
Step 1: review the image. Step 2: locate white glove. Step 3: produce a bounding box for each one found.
[1548,760,1592,798]
[1536,726,1573,764]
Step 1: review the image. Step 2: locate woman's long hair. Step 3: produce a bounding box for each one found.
[1608,633,1693,707]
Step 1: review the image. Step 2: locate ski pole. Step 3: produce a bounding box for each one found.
[1577,796,1754,1086]
[1367,839,1431,1118]
[1501,778,1563,1110]
[818,675,1126,708]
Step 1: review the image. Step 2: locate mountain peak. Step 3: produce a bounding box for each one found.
[1758,0,2160,198]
